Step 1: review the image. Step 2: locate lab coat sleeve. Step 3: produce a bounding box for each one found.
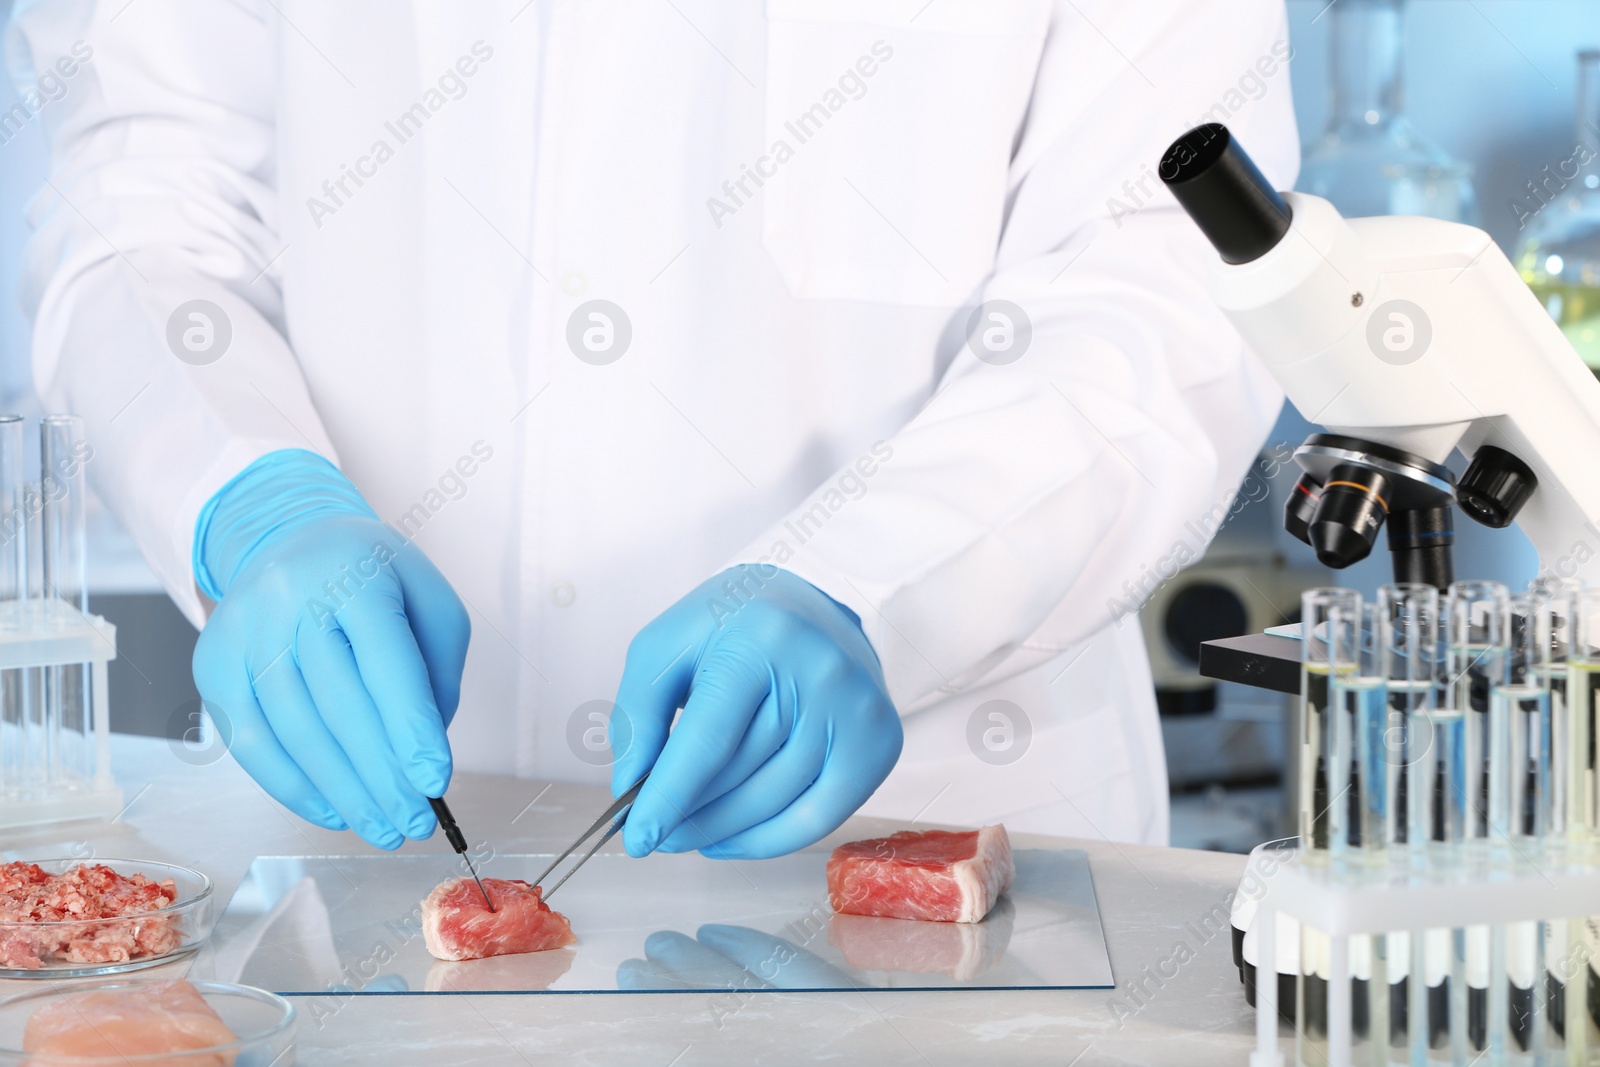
[731,0,1300,713]
[6,0,337,627]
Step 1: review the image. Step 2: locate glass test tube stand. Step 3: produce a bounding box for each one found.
[1244,842,1600,1067]
[0,601,120,828]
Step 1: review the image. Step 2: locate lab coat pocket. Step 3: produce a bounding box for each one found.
[759,0,1050,306]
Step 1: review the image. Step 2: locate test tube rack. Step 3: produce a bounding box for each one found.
[1243,839,1600,1067]
[0,599,121,828]
[1240,579,1600,1066]
[0,414,123,830]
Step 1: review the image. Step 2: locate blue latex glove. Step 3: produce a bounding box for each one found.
[610,565,902,860]
[192,449,470,849]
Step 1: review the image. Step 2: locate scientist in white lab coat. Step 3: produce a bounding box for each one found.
[7,0,1298,855]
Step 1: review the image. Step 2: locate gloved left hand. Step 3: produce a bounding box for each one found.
[609,565,902,860]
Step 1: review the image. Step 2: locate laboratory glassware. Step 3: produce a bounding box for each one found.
[1297,0,1480,225]
[1515,50,1600,372]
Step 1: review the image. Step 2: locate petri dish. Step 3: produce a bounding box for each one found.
[0,859,215,978]
[0,979,295,1066]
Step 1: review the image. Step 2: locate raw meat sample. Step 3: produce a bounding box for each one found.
[827,825,1014,924]
[0,862,181,970]
[829,897,1015,980]
[23,979,237,1066]
[420,877,576,962]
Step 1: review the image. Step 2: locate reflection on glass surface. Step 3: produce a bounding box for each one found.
[1515,50,1600,373]
[1297,0,1479,224]
[617,923,855,993]
[428,948,576,992]
[828,896,1015,982]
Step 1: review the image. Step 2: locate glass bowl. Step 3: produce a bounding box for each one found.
[0,979,295,1065]
[0,859,215,978]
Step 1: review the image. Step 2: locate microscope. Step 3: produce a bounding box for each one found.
[1157,123,1600,1025]
[1161,121,1600,592]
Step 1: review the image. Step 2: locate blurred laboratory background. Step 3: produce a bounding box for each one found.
[0,0,1591,848]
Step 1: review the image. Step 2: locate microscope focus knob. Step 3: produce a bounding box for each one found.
[1456,446,1537,529]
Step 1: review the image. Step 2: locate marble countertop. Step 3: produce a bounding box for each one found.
[2,735,1263,1065]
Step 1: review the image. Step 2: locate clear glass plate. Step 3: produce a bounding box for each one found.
[206,849,1111,995]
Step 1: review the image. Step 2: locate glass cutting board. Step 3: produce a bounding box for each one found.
[203,850,1112,995]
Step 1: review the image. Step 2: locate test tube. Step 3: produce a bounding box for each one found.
[1528,577,1576,840]
[1377,583,1441,850]
[1327,600,1383,1055]
[38,415,88,787]
[1372,583,1439,1057]
[1446,580,1511,841]
[39,414,86,616]
[0,416,25,798]
[1492,596,1549,844]
[1568,587,1600,1049]
[1567,586,1600,844]
[1297,588,1361,1061]
[1528,577,1577,1049]
[1397,586,1463,1060]
[1325,601,1376,863]
[1445,581,1510,1056]
[1303,588,1363,854]
[1407,702,1465,1060]
[1487,597,1545,1060]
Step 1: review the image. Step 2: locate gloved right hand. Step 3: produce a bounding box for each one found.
[191,449,470,849]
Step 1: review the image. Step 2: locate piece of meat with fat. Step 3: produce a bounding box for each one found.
[421,877,576,962]
[22,979,238,1066]
[827,825,1014,924]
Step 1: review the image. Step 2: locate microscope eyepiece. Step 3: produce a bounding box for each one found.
[1308,464,1392,569]
[1158,124,1292,265]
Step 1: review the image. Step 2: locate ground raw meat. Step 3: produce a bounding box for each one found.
[827,825,1014,924]
[0,862,182,970]
[420,877,576,962]
[23,979,237,1066]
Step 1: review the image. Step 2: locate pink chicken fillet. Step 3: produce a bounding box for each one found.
[22,979,238,1066]
[421,877,576,962]
[827,826,1014,924]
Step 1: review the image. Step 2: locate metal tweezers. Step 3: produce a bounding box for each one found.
[534,772,647,902]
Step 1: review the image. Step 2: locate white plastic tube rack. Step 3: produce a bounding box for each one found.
[0,599,121,829]
[1244,839,1600,1066]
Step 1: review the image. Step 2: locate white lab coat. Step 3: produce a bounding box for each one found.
[8,0,1298,844]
